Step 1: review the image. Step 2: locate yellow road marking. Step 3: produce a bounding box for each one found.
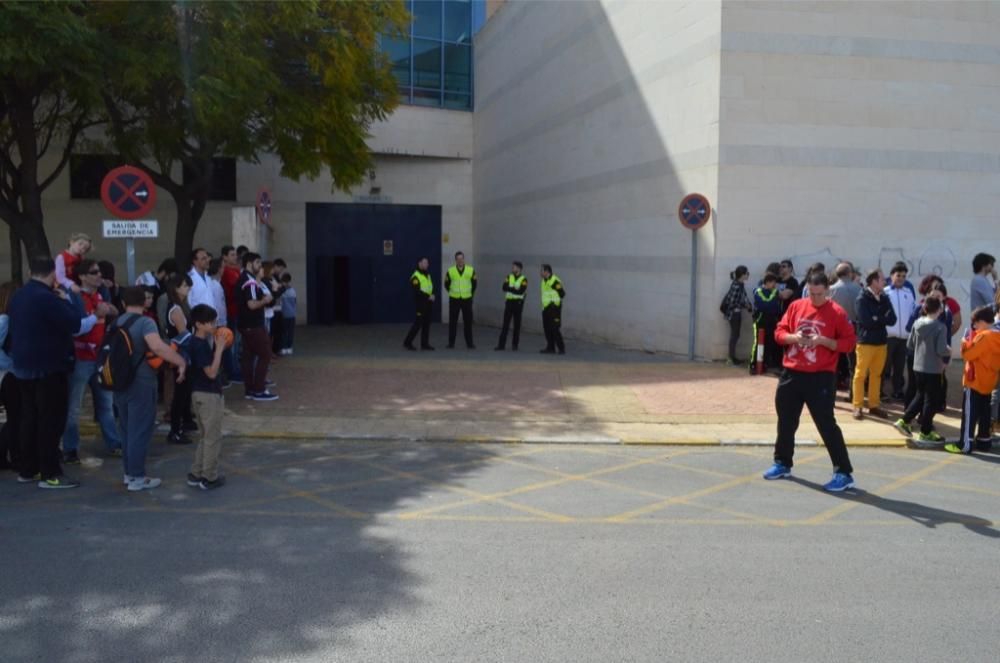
[491,454,770,523]
[226,462,368,519]
[213,446,548,514]
[604,452,828,522]
[803,454,960,525]
[388,450,695,521]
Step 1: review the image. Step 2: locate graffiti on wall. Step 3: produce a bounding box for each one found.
[784,245,968,299]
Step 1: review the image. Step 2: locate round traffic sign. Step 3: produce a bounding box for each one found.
[678,193,711,231]
[256,187,272,226]
[101,166,156,220]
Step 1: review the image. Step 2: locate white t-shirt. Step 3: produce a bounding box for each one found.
[209,278,227,326]
[187,268,215,313]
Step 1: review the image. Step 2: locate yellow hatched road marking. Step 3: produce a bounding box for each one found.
[387,449,696,520]
[491,454,770,523]
[604,452,829,522]
[802,454,960,525]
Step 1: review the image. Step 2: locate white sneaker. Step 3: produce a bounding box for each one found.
[127,477,162,492]
[123,474,134,485]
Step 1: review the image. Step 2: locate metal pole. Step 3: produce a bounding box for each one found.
[688,229,697,360]
[126,238,136,285]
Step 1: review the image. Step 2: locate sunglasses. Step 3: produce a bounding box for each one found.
[86,270,103,275]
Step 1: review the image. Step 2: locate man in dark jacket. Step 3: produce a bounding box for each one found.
[403,257,435,351]
[9,257,106,488]
[235,252,276,401]
[852,269,896,420]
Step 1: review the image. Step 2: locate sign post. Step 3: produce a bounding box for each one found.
[255,187,272,259]
[101,166,158,285]
[678,193,712,360]
[102,221,159,284]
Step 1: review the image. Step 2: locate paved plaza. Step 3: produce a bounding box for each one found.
[3,325,999,661]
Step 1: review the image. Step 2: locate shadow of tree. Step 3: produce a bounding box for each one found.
[0,439,499,662]
[788,476,1000,539]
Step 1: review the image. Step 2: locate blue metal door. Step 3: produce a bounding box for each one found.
[306,203,442,324]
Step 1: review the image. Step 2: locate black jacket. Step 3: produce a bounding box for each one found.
[236,270,265,329]
[855,288,897,345]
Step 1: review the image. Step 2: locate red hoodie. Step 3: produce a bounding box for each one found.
[221,265,241,320]
[73,289,106,362]
[775,296,856,373]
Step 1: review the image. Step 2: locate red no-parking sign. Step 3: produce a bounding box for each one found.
[100,166,157,220]
[256,187,272,226]
[678,193,711,231]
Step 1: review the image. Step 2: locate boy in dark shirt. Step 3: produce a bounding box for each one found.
[186,304,227,490]
[750,273,783,372]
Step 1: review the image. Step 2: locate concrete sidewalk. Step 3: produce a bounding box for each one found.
[204,325,967,447]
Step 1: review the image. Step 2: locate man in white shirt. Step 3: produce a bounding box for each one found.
[883,263,916,401]
[187,248,215,313]
[207,257,227,328]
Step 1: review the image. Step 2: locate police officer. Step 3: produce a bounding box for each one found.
[403,257,435,351]
[444,251,477,349]
[494,261,527,351]
[539,264,566,354]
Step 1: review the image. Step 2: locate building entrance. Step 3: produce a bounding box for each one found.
[307,203,442,324]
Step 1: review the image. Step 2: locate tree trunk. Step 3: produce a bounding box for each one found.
[15,217,51,264]
[8,225,23,284]
[173,197,196,265]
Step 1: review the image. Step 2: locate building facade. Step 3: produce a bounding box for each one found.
[3,1,999,358]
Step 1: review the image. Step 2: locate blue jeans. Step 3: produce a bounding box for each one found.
[282,317,296,350]
[115,380,158,478]
[63,360,122,453]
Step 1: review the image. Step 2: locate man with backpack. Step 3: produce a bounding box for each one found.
[107,287,187,492]
[8,257,108,489]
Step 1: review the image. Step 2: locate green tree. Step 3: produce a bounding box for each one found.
[0,1,101,279]
[97,0,407,261]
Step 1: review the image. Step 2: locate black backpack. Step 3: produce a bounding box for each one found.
[96,315,144,392]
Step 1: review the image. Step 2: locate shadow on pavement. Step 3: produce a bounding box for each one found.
[788,476,1000,539]
[0,440,498,662]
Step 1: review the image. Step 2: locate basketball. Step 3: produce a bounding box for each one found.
[146,341,178,371]
[215,326,235,349]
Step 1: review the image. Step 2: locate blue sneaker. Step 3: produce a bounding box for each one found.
[762,463,791,480]
[823,472,855,492]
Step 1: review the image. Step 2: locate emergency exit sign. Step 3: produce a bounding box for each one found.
[102,220,159,238]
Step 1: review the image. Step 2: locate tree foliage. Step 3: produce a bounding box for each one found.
[0,1,102,276]
[97,0,408,260]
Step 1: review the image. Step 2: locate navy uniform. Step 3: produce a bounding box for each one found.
[495,271,527,351]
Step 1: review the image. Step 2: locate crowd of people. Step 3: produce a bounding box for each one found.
[721,253,1000,477]
[0,234,297,492]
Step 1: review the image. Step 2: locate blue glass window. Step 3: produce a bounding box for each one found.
[381,0,483,110]
[444,1,472,44]
[412,39,442,89]
[413,0,442,39]
[443,43,470,94]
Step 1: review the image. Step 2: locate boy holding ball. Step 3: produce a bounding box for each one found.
[187,304,229,490]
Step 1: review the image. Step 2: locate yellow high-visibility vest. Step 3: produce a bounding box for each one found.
[447,265,475,299]
[411,270,433,295]
[541,275,562,309]
[506,274,526,301]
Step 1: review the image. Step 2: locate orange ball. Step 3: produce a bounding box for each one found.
[215,326,234,349]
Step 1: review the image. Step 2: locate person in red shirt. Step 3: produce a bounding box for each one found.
[219,245,243,383]
[55,233,92,294]
[61,259,122,464]
[762,272,859,492]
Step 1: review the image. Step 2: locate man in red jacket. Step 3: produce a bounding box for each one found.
[762,272,859,492]
[220,245,243,383]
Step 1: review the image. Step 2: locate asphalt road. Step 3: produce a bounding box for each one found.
[2,439,998,662]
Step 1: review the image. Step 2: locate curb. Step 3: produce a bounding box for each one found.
[229,430,909,447]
